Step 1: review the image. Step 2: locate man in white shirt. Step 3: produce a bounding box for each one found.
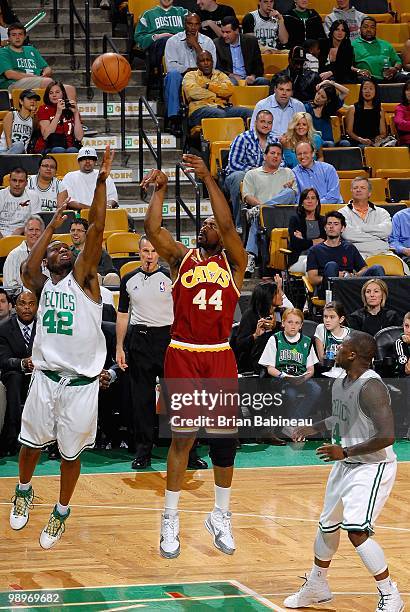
[3,215,45,290]
[58,147,118,209]
[27,155,61,212]
[164,13,216,133]
[0,168,41,237]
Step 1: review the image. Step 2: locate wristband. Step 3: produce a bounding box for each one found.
[277,371,284,379]
[342,446,349,458]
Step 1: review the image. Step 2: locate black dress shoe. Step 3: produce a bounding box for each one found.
[187,454,208,469]
[131,456,151,469]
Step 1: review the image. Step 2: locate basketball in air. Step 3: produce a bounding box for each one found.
[91,53,131,93]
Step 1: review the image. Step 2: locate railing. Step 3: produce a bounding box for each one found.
[175,162,201,243]
[138,97,162,199]
[102,35,126,155]
[69,0,92,99]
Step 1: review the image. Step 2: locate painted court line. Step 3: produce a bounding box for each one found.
[230,580,286,611]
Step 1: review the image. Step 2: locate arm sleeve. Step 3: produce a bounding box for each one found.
[242,171,255,199]
[241,13,255,34]
[394,105,410,133]
[134,13,154,50]
[106,177,118,203]
[0,48,11,76]
[208,73,234,98]
[324,165,343,203]
[258,335,277,367]
[164,37,185,73]
[306,246,319,272]
[33,48,48,72]
[314,323,325,343]
[118,275,131,313]
[362,209,392,239]
[306,343,319,367]
[289,215,313,253]
[388,215,405,254]
[351,245,366,270]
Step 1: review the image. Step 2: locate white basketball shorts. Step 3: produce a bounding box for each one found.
[19,369,99,461]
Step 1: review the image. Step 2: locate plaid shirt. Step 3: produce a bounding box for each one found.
[226,129,277,176]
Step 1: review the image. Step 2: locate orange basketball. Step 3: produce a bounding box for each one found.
[91,53,131,93]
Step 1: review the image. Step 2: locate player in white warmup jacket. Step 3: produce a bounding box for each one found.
[284,331,403,612]
[8,145,114,550]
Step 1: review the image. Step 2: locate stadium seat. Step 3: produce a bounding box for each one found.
[230,85,269,108]
[0,236,26,258]
[330,116,342,145]
[80,208,129,240]
[52,153,79,178]
[364,147,410,179]
[268,227,288,270]
[11,88,44,110]
[322,147,369,179]
[51,233,72,245]
[209,141,231,178]
[339,178,387,204]
[390,0,410,21]
[379,84,403,103]
[128,0,156,21]
[106,232,141,258]
[343,84,361,107]
[119,260,142,278]
[226,0,260,16]
[302,275,326,315]
[388,178,410,202]
[262,52,289,78]
[376,23,410,51]
[201,117,244,144]
[365,254,406,276]
[0,89,10,122]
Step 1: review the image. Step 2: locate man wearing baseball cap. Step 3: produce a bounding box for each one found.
[270,46,320,102]
[58,146,118,210]
[0,89,39,154]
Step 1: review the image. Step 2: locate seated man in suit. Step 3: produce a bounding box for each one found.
[0,290,37,456]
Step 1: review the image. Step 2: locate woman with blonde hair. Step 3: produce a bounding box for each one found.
[349,279,401,336]
[280,111,323,168]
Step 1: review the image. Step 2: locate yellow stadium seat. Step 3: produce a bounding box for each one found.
[390,0,410,21]
[128,0,156,19]
[268,228,288,270]
[120,260,142,278]
[339,178,386,204]
[80,208,129,240]
[330,116,342,146]
[106,232,141,258]
[262,52,289,77]
[364,146,410,179]
[226,0,259,16]
[302,275,326,313]
[343,84,361,106]
[381,102,399,113]
[11,88,44,110]
[318,204,345,215]
[376,23,410,51]
[51,233,72,245]
[230,85,269,108]
[314,0,336,14]
[209,141,231,178]
[365,254,406,276]
[0,235,26,257]
[201,117,244,144]
[52,153,79,178]
[2,174,9,187]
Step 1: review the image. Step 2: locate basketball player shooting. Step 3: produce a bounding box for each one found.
[9,145,114,550]
[284,332,403,611]
[142,154,247,559]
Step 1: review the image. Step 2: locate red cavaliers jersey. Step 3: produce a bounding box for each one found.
[171,248,240,345]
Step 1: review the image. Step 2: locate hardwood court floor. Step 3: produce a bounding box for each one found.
[0,463,409,611]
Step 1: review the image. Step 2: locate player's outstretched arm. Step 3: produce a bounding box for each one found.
[182,154,247,291]
[21,199,70,297]
[143,169,187,279]
[74,145,114,299]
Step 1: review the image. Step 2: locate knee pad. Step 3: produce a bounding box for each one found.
[314,529,340,562]
[209,437,237,468]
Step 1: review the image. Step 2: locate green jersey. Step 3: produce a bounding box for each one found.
[134,5,188,50]
[274,331,312,376]
[0,45,48,88]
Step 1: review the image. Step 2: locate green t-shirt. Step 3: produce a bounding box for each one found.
[0,45,48,88]
[134,5,188,50]
[293,9,310,20]
[274,331,312,376]
[352,37,401,81]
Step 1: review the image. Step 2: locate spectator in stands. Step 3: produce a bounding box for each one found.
[319,19,355,84]
[394,80,410,146]
[352,17,405,83]
[270,46,320,103]
[345,78,387,147]
[0,89,39,154]
[389,207,410,266]
[281,111,323,169]
[196,0,235,40]
[242,142,297,276]
[182,51,252,128]
[283,0,325,49]
[304,80,349,146]
[242,0,289,53]
[134,0,188,82]
[164,13,216,135]
[303,39,320,72]
[292,142,343,203]
[324,0,366,42]
[224,109,276,232]
[339,177,392,259]
[349,278,401,335]
[69,218,120,284]
[27,155,61,212]
[0,0,17,46]
[58,147,118,210]
[33,81,83,154]
[215,16,269,86]
[251,75,305,138]
[0,289,12,322]
[0,167,41,237]
[394,312,410,378]
[306,211,383,299]
[288,187,325,273]
[0,290,37,457]
[3,215,45,290]
[314,301,350,377]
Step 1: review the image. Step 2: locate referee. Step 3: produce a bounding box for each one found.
[116,236,207,470]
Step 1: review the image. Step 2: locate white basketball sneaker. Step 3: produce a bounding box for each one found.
[10,485,34,530]
[284,575,332,608]
[40,505,70,549]
[160,513,180,558]
[376,583,404,612]
[204,509,235,555]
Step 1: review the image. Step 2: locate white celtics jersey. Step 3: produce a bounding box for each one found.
[250,10,279,49]
[28,175,61,211]
[331,370,396,464]
[33,271,106,378]
[0,111,32,151]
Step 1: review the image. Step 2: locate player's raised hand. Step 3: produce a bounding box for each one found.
[182,154,211,180]
[98,145,114,181]
[50,198,71,229]
[316,443,344,462]
[140,169,168,191]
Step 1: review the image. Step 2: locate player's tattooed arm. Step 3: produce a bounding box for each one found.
[143,169,188,281]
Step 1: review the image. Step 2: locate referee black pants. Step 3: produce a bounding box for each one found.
[127,325,171,459]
